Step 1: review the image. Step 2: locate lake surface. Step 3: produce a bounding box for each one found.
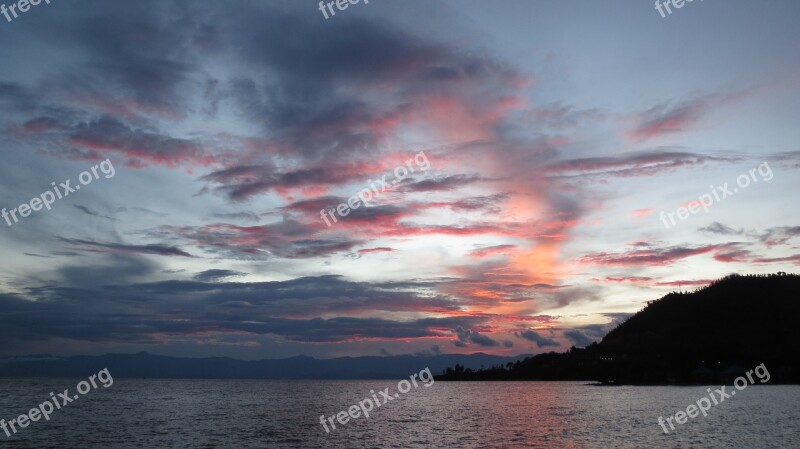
[0,379,797,448]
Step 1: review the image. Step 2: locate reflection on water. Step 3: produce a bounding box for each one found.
[0,379,797,448]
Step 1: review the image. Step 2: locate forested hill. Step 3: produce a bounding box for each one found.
[437,273,800,384]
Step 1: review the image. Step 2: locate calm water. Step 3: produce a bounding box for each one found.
[0,379,797,448]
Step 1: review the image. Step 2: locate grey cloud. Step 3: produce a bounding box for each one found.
[517,330,559,348]
[453,326,500,347]
[74,204,117,221]
[58,237,194,258]
[563,330,594,347]
[193,269,246,282]
[699,222,742,235]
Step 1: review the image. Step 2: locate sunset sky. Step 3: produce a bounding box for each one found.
[1,0,798,359]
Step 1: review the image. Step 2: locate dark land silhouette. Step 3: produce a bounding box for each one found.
[437,273,800,384]
[0,352,525,380]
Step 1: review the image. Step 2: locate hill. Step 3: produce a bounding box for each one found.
[437,273,800,384]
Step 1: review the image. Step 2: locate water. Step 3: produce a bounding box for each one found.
[0,379,797,448]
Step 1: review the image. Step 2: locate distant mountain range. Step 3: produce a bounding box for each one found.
[438,273,800,384]
[0,352,526,380]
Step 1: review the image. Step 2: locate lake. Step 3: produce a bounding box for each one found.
[0,379,797,448]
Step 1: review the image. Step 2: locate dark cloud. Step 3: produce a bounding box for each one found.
[357,247,395,255]
[23,253,53,259]
[442,193,510,212]
[160,219,363,259]
[50,251,84,257]
[558,315,634,348]
[193,269,246,282]
[597,276,654,284]
[74,204,117,221]
[563,330,594,347]
[48,0,201,118]
[58,116,214,168]
[581,244,726,267]
[539,287,602,310]
[713,249,800,265]
[201,164,372,201]
[655,279,714,288]
[58,237,194,258]
[699,222,742,235]
[414,345,442,357]
[209,212,261,223]
[772,150,800,169]
[0,82,37,112]
[544,151,737,179]
[760,226,800,246]
[0,271,480,345]
[54,255,159,288]
[400,174,486,193]
[517,330,559,348]
[453,326,500,347]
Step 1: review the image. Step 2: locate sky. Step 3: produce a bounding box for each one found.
[0,0,798,360]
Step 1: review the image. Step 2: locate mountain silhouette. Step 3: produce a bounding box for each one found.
[437,273,800,384]
[0,352,525,380]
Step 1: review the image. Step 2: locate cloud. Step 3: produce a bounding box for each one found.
[414,345,442,356]
[453,326,500,347]
[0,270,484,345]
[625,92,746,142]
[161,220,363,259]
[517,330,559,348]
[201,162,379,201]
[594,276,654,284]
[55,116,216,168]
[544,151,735,179]
[759,226,800,246]
[23,253,53,259]
[193,269,246,282]
[209,212,262,223]
[563,330,594,347]
[655,279,714,288]
[400,174,487,193]
[527,103,604,129]
[772,150,800,169]
[559,316,633,347]
[74,204,117,221]
[713,249,800,265]
[468,244,516,259]
[58,237,194,258]
[581,244,723,267]
[429,193,510,213]
[358,247,395,255]
[699,222,742,235]
[630,208,655,219]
